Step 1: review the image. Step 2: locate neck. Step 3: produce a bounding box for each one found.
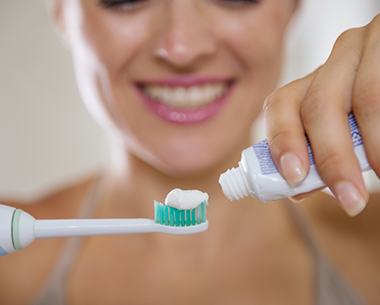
[96,135,290,247]
[103,136,247,211]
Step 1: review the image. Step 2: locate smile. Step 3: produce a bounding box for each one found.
[136,77,234,124]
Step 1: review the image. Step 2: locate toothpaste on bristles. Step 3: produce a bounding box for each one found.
[165,188,209,210]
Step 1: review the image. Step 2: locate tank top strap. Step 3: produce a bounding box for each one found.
[31,175,104,305]
[285,201,365,305]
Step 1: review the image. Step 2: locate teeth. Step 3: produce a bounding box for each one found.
[142,83,228,108]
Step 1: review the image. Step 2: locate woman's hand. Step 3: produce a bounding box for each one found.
[263,14,380,216]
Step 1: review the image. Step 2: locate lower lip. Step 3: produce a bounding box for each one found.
[136,85,232,124]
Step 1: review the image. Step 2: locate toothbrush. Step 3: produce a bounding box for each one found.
[0,201,208,256]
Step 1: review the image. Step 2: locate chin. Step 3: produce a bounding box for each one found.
[161,157,220,178]
[146,140,240,179]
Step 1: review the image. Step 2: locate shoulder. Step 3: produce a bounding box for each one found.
[0,173,99,218]
[0,173,99,305]
[300,190,380,263]
[303,189,380,229]
[300,191,380,301]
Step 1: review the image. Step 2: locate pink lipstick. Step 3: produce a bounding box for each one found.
[135,77,234,124]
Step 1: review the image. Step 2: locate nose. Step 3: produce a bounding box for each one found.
[153,1,218,69]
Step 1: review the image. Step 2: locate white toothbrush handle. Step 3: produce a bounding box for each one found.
[35,218,208,238]
[0,203,208,256]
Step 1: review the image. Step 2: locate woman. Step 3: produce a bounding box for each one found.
[1,0,379,304]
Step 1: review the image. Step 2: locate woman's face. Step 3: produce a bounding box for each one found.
[57,0,295,176]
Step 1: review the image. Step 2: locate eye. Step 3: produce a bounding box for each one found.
[217,0,261,7]
[99,0,148,10]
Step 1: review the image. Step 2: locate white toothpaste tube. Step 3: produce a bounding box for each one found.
[219,113,371,202]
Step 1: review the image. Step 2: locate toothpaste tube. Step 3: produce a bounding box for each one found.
[219,113,371,202]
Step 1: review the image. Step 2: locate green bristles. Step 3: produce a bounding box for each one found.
[154,201,207,226]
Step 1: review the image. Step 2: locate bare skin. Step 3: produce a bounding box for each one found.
[0,157,379,305]
[1,1,380,304]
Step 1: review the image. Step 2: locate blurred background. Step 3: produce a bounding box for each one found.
[1,0,380,200]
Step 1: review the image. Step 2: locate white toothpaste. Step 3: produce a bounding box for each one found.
[165,189,209,210]
[219,113,371,202]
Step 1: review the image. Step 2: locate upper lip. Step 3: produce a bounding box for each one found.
[136,76,234,88]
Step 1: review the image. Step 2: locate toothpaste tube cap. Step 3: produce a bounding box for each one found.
[219,166,252,201]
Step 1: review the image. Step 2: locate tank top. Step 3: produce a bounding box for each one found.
[32,180,365,305]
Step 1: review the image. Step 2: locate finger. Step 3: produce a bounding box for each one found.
[301,27,368,217]
[353,15,380,179]
[264,73,314,187]
[288,186,326,203]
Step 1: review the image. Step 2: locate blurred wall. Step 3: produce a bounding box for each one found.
[0,1,109,199]
[0,0,379,200]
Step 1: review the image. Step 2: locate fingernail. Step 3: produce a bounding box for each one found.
[280,153,306,186]
[333,181,366,217]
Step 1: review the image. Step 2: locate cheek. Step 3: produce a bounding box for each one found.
[217,4,290,76]
[70,6,155,129]
[222,12,289,110]
[230,21,284,73]
[80,11,150,80]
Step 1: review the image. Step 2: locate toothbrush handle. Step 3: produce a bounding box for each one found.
[34,218,158,238]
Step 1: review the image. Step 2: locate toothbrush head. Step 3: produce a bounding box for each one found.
[154,201,207,227]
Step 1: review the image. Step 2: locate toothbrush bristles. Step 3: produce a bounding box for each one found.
[154,201,207,226]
